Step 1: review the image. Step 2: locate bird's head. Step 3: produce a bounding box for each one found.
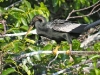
[25,15,46,38]
[30,15,46,26]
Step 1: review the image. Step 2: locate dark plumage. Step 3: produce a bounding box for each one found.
[84,20,100,31]
[25,15,99,56]
[28,15,87,45]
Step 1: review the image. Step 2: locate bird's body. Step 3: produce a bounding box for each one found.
[25,15,100,62]
[33,17,87,44]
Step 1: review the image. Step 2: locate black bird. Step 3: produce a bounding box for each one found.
[84,20,100,31]
[25,15,100,61]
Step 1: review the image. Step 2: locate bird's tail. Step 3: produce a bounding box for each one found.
[78,20,100,48]
[84,20,100,31]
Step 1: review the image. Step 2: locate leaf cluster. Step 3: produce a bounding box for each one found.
[0,0,100,75]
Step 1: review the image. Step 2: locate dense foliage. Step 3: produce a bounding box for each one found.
[0,0,100,75]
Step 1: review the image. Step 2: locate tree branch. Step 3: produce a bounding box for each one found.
[52,55,100,75]
[0,29,37,38]
[14,50,100,61]
[4,0,22,10]
[0,19,7,35]
[80,31,100,48]
[66,0,100,20]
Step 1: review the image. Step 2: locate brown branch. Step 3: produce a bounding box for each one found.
[0,19,7,35]
[12,50,100,61]
[73,0,100,12]
[53,55,100,75]
[4,0,22,10]
[67,8,100,19]
[90,3,100,14]
[66,0,100,20]
[0,51,3,75]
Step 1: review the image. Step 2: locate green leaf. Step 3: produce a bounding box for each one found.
[10,12,21,19]
[95,68,100,75]
[24,0,31,8]
[34,4,39,9]
[21,17,27,26]
[21,64,31,75]
[20,25,28,31]
[86,1,90,6]
[38,10,44,15]
[61,42,69,50]
[52,0,58,7]
[28,47,41,61]
[11,7,25,13]
[1,42,14,51]
[34,53,41,61]
[93,0,98,3]
[80,0,85,5]
[83,17,90,23]
[15,20,21,27]
[28,12,34,21]
[0,7,5,13]
[40,2,45,8]
[14,40,22,52]
[1,68,16,75]
[4,36,11,42]
[25,38,36,44]
[0,38,5,43]
[43,44,53,50]
[74,0,80,9]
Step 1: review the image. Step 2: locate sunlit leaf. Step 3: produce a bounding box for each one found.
[21,17,27,26]
[15,20,21,27]
[11,7,25,13]
[28,47,41,61]
[1,42,14,51]
[1,68,16,75]
[83,17,90,23]
[14,40,22,52]
[21,63,31,75]
[0,7,5,13]
[43,44,53,50]
[40,2,45,8]
[24,0,31,8]
[25,38,35,44]
[28,12,34,20]
[20,25,28,31]
[74,0,80,9]
[95,69,100,75]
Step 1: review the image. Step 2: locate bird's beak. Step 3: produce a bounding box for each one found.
[25,25,34,38]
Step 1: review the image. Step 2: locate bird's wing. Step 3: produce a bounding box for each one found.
[52,20,83,32]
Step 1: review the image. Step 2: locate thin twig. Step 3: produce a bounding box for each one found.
[66,8,100,19]
[66,0,100,20]
[0,20,7,34]
[0,29,37,38]
[47,53,58,69]
[52,55,100,75]
[14,51,100,61]
[4,0,22,10]
[73,0,100,12]
[81,31,100,48]
[90,3,100,14]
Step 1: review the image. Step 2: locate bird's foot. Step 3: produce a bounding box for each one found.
[66,50,74,62]
[52,45,60,55]
[69,55,74,62]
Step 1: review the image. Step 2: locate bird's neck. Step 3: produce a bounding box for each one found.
[35,20,47,27]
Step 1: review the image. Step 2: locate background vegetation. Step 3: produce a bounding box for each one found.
[0,0,100,75]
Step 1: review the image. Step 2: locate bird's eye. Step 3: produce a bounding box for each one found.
[38,19,42,22]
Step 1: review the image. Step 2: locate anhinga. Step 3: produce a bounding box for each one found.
[25,15,100,61]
